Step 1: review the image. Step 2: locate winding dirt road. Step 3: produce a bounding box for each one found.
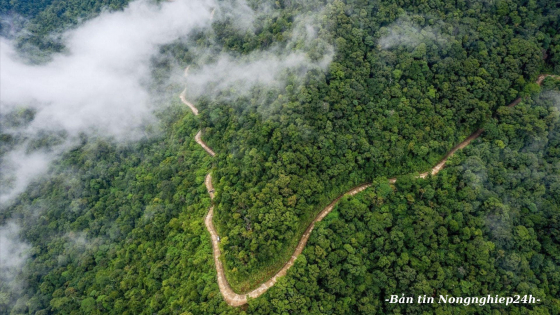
[195,131,215,156]
[181,73,558,306]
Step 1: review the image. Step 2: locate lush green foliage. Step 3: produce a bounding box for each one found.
[196,0,559,290]
[248,78,560,314]
[0,0,131,55]
[0,103,231,314]
[1,0,560,314]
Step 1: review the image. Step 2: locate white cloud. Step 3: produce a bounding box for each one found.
[183,5,333,103]
[378,15,448,50]
[0,149,56,203]
[0,0,334,204]
[185,49,332,100]
[0,221,30,286]
[1,0,215,138]
[0,0,216,203]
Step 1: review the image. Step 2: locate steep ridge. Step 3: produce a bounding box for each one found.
[180,73,558,306]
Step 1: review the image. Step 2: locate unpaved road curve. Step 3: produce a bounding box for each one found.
[195,131,215,156]
[180,88,199,115]
[180,74,558,306]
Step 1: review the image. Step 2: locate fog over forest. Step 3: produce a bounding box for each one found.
[0,0,330,204]
[1,0,559,313]
[0,0,333,306]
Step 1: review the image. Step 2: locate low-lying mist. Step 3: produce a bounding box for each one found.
[1,0,334,205]
[0,0,334,301]
[0,0,216,204]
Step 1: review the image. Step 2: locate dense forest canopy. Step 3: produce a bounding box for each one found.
[0,0,559,314]
[248,77,560,314]
[0,0,133,58]
[198,0,560,292]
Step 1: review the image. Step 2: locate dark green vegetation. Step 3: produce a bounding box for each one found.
[0,0,132,58]
[198,0,560,291]
[248,77,560,314]
[0,103,232,314]
[1,0,559,314]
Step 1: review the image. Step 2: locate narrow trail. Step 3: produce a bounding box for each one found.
[195,131,215,156]
[180,88,199,115]
[180,73,558,306]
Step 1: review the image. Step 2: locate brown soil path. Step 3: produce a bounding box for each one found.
[195,131,216,156]
[180,74,558,306]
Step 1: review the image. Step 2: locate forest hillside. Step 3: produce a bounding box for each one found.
[0,0,559,314]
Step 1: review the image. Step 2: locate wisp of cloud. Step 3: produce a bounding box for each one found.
[0,221,30,291]
[0,0,215,203]
[1,0,335,204]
